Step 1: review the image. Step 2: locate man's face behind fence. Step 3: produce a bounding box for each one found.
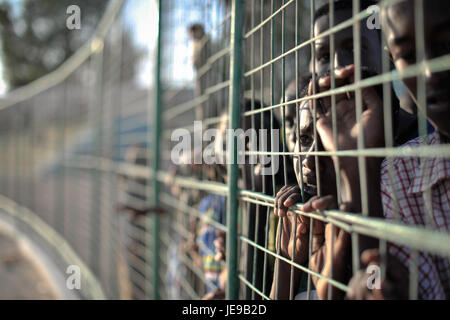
[312,8,382,77]
[293,100,336,197]
[383,0,450,138]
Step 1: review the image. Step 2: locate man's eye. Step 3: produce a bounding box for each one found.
[285,118,294,128]
[299,135,312,146]
[317,53,330,63]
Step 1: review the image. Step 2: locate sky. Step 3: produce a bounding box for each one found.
[123,0,158,88]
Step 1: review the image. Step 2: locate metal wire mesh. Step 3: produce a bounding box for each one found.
[0,0,449,300]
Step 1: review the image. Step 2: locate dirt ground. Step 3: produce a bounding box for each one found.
[0,227,59,299]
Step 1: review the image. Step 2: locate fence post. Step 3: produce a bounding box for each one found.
[226,0,243,300]
[148,0,164,300]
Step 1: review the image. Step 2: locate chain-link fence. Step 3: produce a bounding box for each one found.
[0,0,449,300]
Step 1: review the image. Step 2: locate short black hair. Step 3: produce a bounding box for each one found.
[314,0,379,22]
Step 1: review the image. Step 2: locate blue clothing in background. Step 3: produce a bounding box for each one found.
[197,194,226,292]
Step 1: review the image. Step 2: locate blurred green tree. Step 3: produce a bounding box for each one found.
[0,0,143,89]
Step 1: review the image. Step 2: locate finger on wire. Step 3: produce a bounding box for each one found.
[361,248,381,266]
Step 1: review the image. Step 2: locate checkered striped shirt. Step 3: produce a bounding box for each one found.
[380,131,450,300]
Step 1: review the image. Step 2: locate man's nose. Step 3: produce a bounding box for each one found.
[302,142,316,170]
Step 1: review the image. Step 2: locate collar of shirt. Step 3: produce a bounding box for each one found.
[408,131,450,194]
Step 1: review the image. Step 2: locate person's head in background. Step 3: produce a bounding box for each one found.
[188,23,205,40]
[311,0,382,78]
[382,0,450,139]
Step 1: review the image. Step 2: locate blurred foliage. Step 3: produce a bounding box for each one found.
[0,0,144,89]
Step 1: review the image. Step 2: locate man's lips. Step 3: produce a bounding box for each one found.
[302,172,316,186]
[303,184,317,196]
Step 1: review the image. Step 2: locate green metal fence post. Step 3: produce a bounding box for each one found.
[226,0,243,300]
[148,0,164,300]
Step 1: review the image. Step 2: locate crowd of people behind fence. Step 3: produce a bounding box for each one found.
[118,0,449,300]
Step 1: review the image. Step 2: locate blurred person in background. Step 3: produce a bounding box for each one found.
[117,144,166,299]
[188,23,211,121]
